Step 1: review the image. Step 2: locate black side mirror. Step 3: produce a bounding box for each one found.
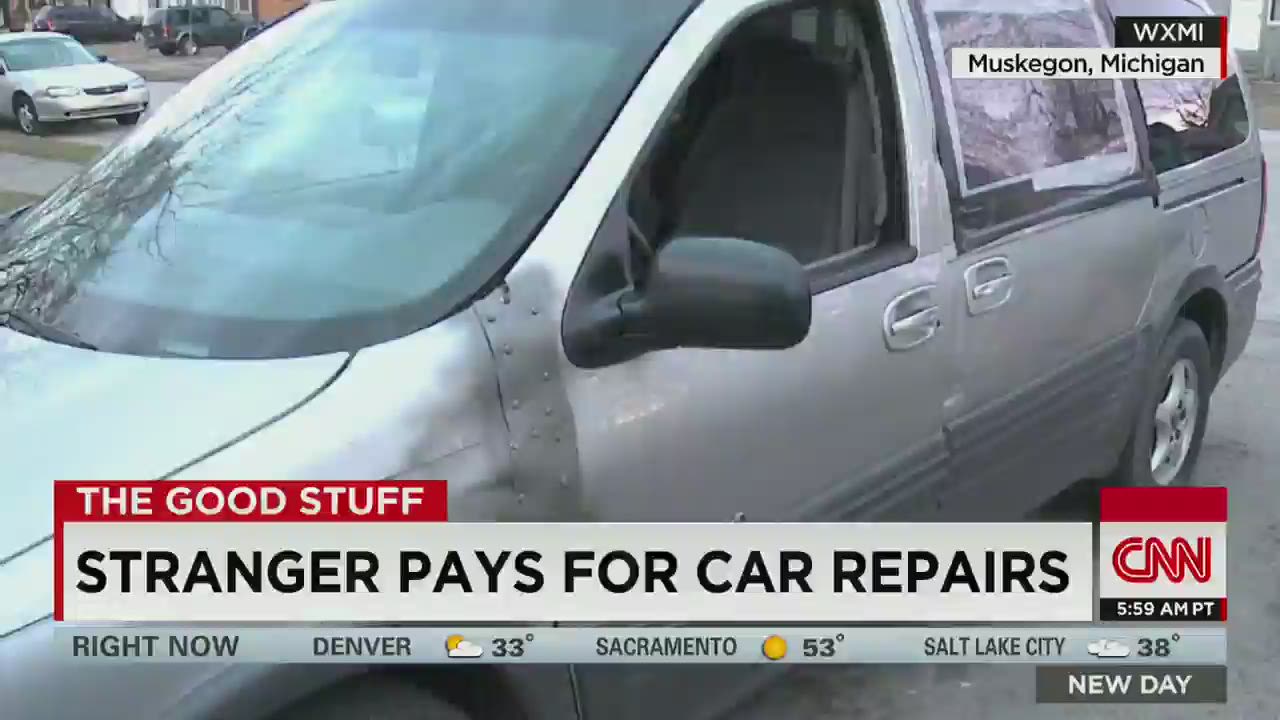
[564,236,812,367]
[98,55,109,62]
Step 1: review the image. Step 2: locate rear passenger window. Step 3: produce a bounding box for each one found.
[627,0,905,280]
[913,0,1142,248]
[923,0,1137,194]
[1108,0,1249,173]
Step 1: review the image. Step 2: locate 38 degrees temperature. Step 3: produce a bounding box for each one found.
[1137,634,1181,657]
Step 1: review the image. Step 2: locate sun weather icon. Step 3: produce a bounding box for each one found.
[445,635,485,658]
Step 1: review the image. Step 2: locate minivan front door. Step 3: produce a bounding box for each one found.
[546,1,952,718]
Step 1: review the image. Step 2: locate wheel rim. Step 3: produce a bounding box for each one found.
[1150,358,1199,485]
[17,104,34,134]
[135,31,145,43]
[185,39,198,55]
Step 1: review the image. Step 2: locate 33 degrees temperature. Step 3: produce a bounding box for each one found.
[492,634,535,658]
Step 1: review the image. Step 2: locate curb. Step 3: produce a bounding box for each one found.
[135,70,202,83]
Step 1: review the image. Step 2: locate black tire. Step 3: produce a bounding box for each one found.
[1111,318,1213,487]
[179,35,199,56]
[159,45,177,56]
[116,112,142,126]
[271,675,471,720]
[13,95,42,136]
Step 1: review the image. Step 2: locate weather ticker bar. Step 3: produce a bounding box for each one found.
[56,625,1224,666]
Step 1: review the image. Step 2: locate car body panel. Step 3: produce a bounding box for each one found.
[0,326,348,559]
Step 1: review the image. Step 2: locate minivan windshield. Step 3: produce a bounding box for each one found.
[0,0,693,359]
[0,37,100,71]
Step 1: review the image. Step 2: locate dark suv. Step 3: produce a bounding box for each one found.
[32,5,142,43]
[143,7,251,57]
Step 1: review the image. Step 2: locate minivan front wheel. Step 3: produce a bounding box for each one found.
[1113,319,1213,487]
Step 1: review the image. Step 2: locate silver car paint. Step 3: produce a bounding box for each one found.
[0,328,348,559]
[0,0,1264,718]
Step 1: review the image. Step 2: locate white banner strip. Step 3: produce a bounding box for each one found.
[60,522,1094,623]
[951,48,1221,79]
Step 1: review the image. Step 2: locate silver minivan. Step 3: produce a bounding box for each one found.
[0,0,1263,718]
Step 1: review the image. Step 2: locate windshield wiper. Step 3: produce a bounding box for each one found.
[0,311,98,351]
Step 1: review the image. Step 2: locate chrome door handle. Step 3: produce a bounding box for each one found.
[963,257,1014,316]
[883,285,940,352]
[890,306,940,335]
[971,275,1012,299]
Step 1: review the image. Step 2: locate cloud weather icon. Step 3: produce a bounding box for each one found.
[1087,640,1132,658]
[445,635,484,658]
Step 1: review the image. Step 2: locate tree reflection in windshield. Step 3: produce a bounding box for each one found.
[0,0,693,359]
[0,38,312,324]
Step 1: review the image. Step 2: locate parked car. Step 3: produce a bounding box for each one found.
[31,5,142,44]
[0,0,1264,719]
[240,4,308,45]
[143,6,251,57]
[0,32,149,135]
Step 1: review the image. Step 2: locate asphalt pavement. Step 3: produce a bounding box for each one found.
[740,137,1280,720]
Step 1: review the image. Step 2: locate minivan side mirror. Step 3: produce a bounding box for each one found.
[98,55,109,62]
[564,235,812,367]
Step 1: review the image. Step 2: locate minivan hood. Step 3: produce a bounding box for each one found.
[15,62,138,90]
[0,328,347,559]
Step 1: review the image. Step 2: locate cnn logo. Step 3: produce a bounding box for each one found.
[1111,536,1212,583]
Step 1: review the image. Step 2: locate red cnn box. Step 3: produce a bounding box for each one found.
[1098,486,1226,622]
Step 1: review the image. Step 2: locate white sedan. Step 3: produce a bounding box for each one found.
[0,32,149,136]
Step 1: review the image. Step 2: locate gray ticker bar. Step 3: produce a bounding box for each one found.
[55,626,1225,665]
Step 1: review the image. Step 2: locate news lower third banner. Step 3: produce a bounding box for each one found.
[53,481,1095,624]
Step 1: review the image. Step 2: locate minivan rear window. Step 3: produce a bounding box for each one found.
[922,0,1138,195]
[1108,0,1249,173]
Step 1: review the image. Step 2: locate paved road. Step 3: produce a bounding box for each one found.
[87,40,226,83]
[739,137,1280,720]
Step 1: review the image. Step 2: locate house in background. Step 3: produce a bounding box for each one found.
[5,0,308,29]
[116,0,305,22]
